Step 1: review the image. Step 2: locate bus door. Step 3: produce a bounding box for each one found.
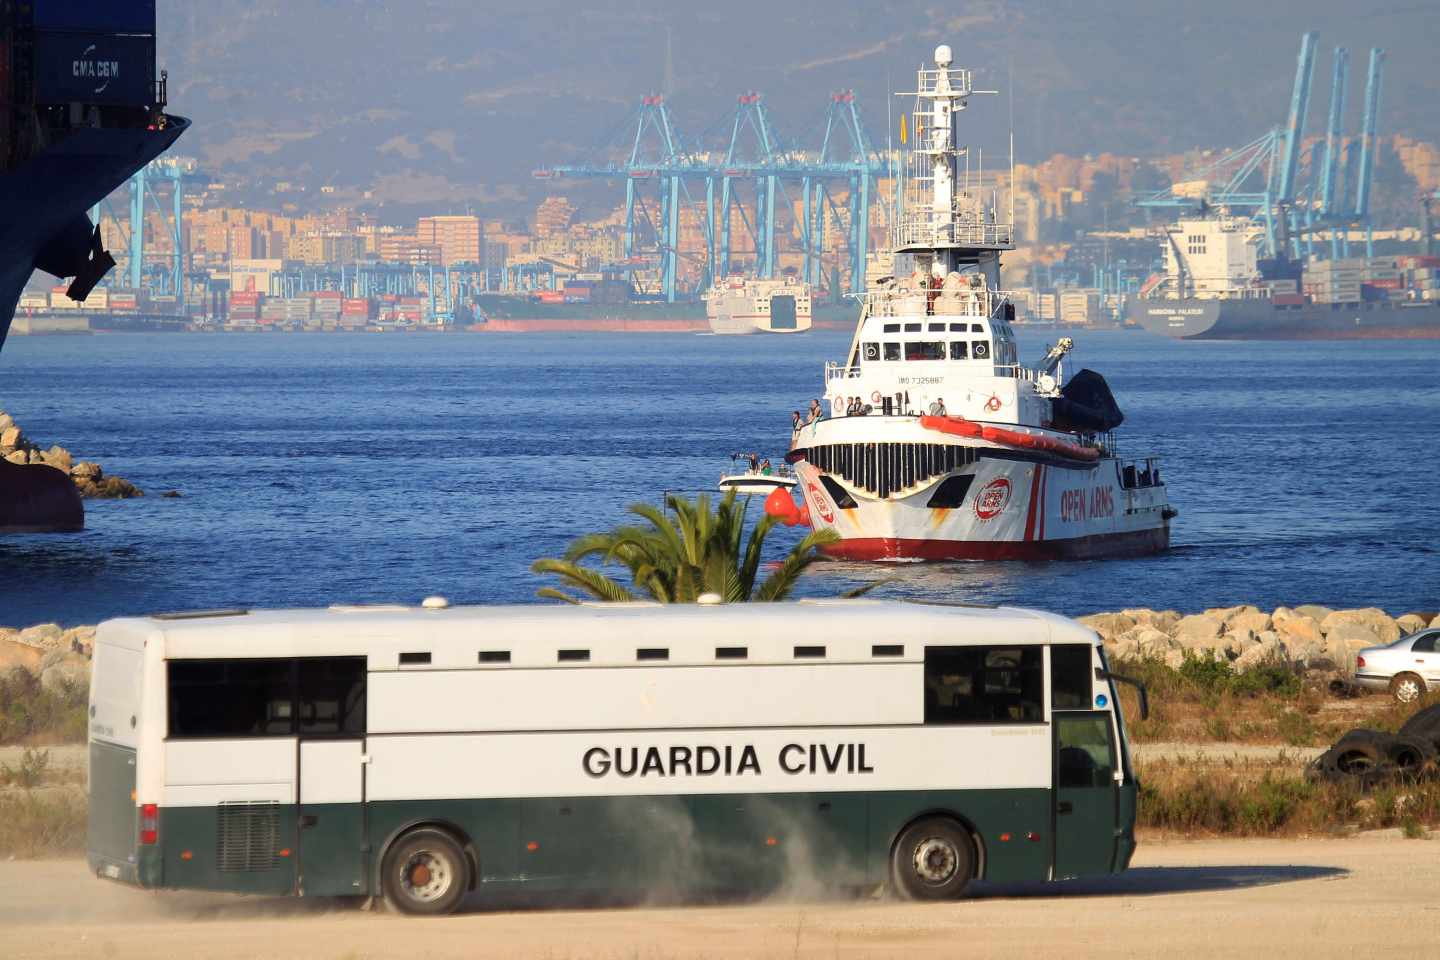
[1051,711,1119,879]
[296,658,369,897]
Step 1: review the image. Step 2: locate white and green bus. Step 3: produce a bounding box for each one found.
[87,598,1147,915]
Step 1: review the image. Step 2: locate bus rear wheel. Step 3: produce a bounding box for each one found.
[381,828,470,916]
[890,817,975,901]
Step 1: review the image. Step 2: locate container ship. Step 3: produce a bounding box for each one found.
[0,1,187,353]
[472,274,854,332]
[1,1,186,533]
[1128,216,1440,340]
[777,45,1173,561]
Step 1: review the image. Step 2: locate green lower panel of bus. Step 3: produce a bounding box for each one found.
[139,788,1116,897]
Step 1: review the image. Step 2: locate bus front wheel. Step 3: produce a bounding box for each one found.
[890,817,975,901]
[381,828,470,916]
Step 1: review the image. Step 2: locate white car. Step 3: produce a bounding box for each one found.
[1354,629,1440,702]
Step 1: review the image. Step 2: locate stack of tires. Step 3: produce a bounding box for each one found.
[1308,705,1440,786]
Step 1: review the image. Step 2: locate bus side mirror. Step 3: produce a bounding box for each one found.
[1095,668,1149,721]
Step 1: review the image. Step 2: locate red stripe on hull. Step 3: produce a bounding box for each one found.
[822,527,1169,562]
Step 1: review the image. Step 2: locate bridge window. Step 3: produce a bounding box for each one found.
[949,341,969,360]
[905,341,945,361]
[904,322,922,332]
[923,646,1043,725]
[883,342,901,361]
[883,324,900,333]
[928,323,946,332]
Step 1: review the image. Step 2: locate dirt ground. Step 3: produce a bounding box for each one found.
[0,835,1432,960]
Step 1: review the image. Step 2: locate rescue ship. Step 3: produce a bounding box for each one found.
[776,46,1174,561]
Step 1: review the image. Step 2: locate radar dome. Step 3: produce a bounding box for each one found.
[934,44,953,66]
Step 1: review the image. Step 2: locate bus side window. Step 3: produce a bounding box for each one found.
[1051,644,1094,710]
[923,646,1043,724]
[168,659,294,739]
[298,658,367,736]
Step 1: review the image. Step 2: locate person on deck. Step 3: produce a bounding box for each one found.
[761,459,773,476]
[929,397,947,416]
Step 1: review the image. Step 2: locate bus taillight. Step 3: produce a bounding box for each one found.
[139,804,159,845]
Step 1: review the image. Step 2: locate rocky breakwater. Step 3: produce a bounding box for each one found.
[0,410,142,532]
[0,622,94,691]
[1080,605,1440,677]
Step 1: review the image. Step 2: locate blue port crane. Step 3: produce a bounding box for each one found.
[1353,48,1386,256]
[1136,33,1386,263]
[93,155,200,305]
[536,88,884,301]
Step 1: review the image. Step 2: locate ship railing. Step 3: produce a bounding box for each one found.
[1118,455,1163,489]
[856,287,1015,319]
[891,212,1014,250]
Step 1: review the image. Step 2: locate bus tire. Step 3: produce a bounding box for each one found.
[890,817,975,901]
[381,828,470,916]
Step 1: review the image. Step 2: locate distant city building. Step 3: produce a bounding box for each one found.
[417,215,482,265]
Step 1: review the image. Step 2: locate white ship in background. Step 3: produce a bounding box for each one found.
[779,45,1175,561]
[705,275,812,334]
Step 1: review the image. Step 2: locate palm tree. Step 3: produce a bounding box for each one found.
[532,490,838,604]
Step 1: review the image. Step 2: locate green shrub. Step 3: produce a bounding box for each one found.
[0,790,87,858]
[0,748,51,788]
[0,668,88,744]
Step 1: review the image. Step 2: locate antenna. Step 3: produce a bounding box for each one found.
[1008,56,1015,230]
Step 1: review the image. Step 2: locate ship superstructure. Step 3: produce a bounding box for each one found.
[1129,215,1440,339]
[705,275,813,335]
[784,46,1172,560]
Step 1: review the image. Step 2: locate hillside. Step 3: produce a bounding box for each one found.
[155,0,1440,219]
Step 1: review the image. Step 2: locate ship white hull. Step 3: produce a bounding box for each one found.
[705,282,813,335]
[791,436,1171,562]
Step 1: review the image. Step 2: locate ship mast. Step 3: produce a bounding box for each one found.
[893,46,1012,287]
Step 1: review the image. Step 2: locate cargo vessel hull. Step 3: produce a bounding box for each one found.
[1129,297,1440,340]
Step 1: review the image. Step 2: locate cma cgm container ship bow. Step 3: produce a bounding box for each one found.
[0,0,186,354]
[783,45,1174,561]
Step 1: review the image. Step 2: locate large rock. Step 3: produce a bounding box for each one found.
[1110,626,1173,660]
[1229,610,1273,637]
[0,412,13,432]
[1395,613,1429,635]
[1274,613,1322,646]
[1078,612,1136,642]
[0,425,21,450]
[1320,608,1400,646]
[40,652,89,691]
[1432,615,1440,629]
[0,639,44,674]
[62,625,97,655]
[70,461,103,482]
[1295,604,1335,622]
[1172,613,1225,648]
[39,445,72,474]
[1233,634,1287,671]
[1205,604,1264,625]
[16,622,63,649]
[4,449,27,465]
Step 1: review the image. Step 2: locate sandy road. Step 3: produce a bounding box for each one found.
[0,835,1433,960]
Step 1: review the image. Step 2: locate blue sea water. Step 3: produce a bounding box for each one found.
[2,329,1437,626]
